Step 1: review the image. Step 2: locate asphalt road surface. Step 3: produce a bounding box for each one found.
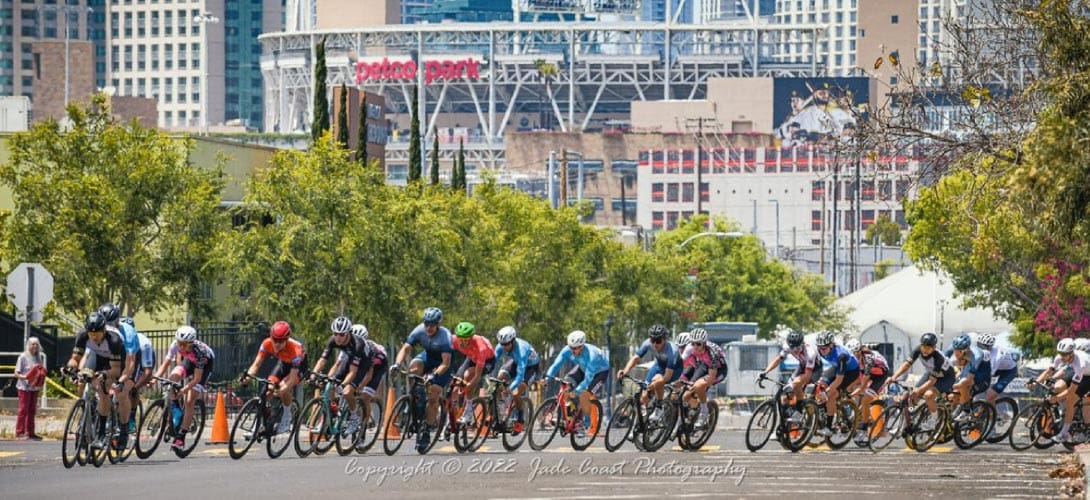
[0,424,1068,499]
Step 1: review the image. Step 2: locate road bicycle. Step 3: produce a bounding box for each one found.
[675,380,720,451]
[383,369,454,455]
[911,390,995,451]
[605,374,672,452]
[135,376,208,459]
[61,369,109,468]
[528,376,603,451]
[745,374,817,452]
[803,380,860,450]
[295,372,367,457]
[228,376,300,459]
[1010,381,1089,451]
[866,382,930,452]
[462,374,533,452]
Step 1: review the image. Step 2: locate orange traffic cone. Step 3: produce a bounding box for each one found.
[382,385,399,439]
[207,391,230,444]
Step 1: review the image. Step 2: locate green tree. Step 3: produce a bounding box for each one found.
[873,259,896,281]
[356,93,368,166]
[310,37,330,143]
[865,214,902,246]
[453,138,466,191]
[430,129,440,186]
[407,87,422,183]
[902,1,1090,355]
[336,84,348,148]
[0,95,227,319]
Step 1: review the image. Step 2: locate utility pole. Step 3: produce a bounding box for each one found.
[768,199,780,259]
[685,116,719,221]
[547,150,556,208]
[620,174,627,225]
[832,158,840,296]
[560,148,569,208]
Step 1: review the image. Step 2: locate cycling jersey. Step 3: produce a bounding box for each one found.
[73,328,126,362]
[680,343,727,378]
[495,338,540,391]
[136,332,156,369]
[177,340,215,369]
[636,339,683,372]
[404,323,455,369]
[454,335,495,366]
[954,346,991,382]
[320,334,371,362]
[860,350,889,377]
[366,339,387,365]
[259,338,306,368]
[119,322,140,355]
[985,344,1018,375]
[546,344,610,395]
[1052,351,1090,383]
[906,346,955,379]
[819,345,860,375]
[779,342,820,372]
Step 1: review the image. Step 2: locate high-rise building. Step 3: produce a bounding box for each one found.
[107,0,283,130]
[643,0,693,23]
[417,0,513,23]
[401,0,432,24]
[697,0,775,22]
[773,0,859,76]
[1,1,101,101]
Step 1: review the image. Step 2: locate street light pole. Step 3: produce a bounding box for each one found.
[193,12,220,135]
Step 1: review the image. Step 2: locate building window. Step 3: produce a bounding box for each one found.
[739,346,769,371]
[682,183,694,203]
[667,183,679,202]
[812,210,822,231]
[891,15,899,24]
[651,183,664,202]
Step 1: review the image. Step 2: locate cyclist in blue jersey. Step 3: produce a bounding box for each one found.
[947,334,991,422]
[128,330,157,433]
[546,331,609,435]
[617,324,681,423]
[99,303,139,449]
[494,326,541,426]
[391,307,455,452]
[814,331,860,436]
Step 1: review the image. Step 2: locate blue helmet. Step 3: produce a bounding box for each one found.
[422,307,443,323]
[951,334,972,350]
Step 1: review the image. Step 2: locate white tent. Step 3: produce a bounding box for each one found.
[836,265,1015,372]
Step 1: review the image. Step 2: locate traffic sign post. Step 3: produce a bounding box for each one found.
[6,263,54,347]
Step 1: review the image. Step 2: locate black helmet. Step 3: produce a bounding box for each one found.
[648,324,669,340]
[98,302,121,323]
[786,330,804,347]
[919,332,938,347]
[85,312,107,332]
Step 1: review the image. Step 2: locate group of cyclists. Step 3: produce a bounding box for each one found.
[64,302,1090,459]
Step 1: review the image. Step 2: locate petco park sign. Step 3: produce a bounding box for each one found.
[355,57,482,85]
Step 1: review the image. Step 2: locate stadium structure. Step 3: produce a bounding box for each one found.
[259,2,825,170]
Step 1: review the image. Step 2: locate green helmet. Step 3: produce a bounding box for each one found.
[455,321,475,338]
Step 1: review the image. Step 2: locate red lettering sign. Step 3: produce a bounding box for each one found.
[355,58,481,85]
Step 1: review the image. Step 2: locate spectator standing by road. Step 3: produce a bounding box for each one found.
[14,337,46,440]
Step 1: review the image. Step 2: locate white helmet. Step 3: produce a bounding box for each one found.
[689,328,708,343]
[1058,338,1076,354]
[1075,338,1090,353]
[976,333,996,348]
[350,323,368,339]
[331,316,352,334]
[845,339,862,352]
[676,332,691,347]
[567,330,586,348]
[175,325,197,342]
[497,326,517,344]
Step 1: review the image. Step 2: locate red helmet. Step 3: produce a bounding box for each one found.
[270,321,292,340]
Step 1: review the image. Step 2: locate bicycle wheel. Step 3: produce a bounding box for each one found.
[643,401,675,452]
[1032,405,1059,449]
[266,399,295,459]
[356,398,383,454]
[868,404,904,452]
[782,400,818,452]
[987,397,1017,443]
[528,397,560,451]
[136,400,165,459]
[107,407,123,465]
[229,399,262,459]
[172,399,206,458]
[336,399,365,456]
[459,397,489,453]
[62,399,87,469]
[826,400,859,450]
[570,399,603,451]
[605,397,637,452]
[912,406,944,452]
[954,401,994,450]
[419,399,447,455]
[294,398,328,458]
[744,400,776,452]
[686,401,718,450]
[383,396,412,456]
[502,397,532,452]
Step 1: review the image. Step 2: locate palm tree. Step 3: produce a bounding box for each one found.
[533,59,560,131]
